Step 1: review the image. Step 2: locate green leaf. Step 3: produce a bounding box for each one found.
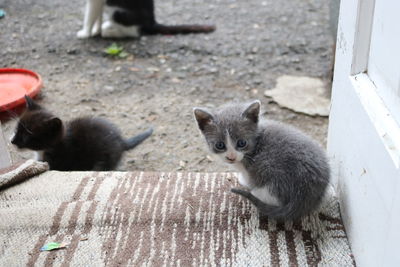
[104,43,124,56]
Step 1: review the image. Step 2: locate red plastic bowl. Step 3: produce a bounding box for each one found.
[0,68,42,112]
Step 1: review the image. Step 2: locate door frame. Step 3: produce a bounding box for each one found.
[328,0,400,266]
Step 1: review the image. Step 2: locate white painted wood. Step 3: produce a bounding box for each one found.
[382,179,400,266]
[0,121,11,169]
[328,0,400,266]
[350,0,375,74]
[367,0,400,124]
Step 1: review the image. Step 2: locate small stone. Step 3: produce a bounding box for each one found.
[291,57,301,63]
[264,75,330,116]
[208,68,218,74]
[104,85,114,92]
[147,67,160,72]
[171,77,181,83]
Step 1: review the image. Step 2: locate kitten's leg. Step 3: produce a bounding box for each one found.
[91,15,102,36]
[77,0,104,38]
[237,173,252,188]
[232,188,295,220]
[92,6,104,36]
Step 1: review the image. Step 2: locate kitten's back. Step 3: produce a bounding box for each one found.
[257,119,329,174]
[44,117,126,171]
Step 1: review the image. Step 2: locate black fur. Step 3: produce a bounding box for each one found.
[107,0,215,35]
[11,96,152,171]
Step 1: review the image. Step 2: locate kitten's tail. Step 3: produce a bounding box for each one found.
[124,128,153,150]
[142,23,216,35]
[231,188,300,220]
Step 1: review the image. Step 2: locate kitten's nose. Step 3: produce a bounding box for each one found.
[226,155,236,162]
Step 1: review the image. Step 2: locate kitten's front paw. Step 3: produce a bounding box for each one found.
[77,29,91,39]
[101,21,117,38]
[91,27,101,36]
[101,20,140,38]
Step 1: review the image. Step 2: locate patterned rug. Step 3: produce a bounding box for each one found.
[0,171,354,266]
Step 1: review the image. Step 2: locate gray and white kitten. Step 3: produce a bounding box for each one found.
[194,100,330,220]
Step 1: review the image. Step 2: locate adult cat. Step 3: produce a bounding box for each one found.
[11,96,153,171]
[194,100,330,220]
[77,0,216,38]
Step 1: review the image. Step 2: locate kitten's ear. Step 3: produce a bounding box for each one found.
[242,100,261,123]
[24,95,41,111]
[193,108,214,131]
[45,117,63,132]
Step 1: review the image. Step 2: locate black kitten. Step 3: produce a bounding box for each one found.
[11,96,153,171]
[77,0,216,38]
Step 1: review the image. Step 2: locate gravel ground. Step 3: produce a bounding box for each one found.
[0,0,333,172]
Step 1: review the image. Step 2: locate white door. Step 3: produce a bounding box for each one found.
[328,0,400,266]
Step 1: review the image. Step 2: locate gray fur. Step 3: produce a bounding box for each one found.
[194,101,330,220]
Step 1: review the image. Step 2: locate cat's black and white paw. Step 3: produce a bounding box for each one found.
[101,20,140,38]
[77,27,101,39]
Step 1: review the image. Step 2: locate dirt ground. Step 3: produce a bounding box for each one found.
[1,0,333,172]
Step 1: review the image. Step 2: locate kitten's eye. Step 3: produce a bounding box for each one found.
[214,141,226,151]
[237,139,247,148]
